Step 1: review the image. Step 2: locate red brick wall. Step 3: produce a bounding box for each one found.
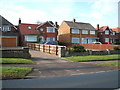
[79,43,120,50]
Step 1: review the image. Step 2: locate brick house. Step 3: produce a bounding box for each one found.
[58,19,98,46]
[111,28,120,44]
[97,24,118,44]
[0,15,18,47]
[18,19,58,46]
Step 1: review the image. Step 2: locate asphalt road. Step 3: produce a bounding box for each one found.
[2,71,119,88]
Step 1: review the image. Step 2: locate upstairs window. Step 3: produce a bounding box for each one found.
[82,30,88,34]
[47,27,55,33]
[2,26,10,31]
[90,30,95,35]
[71,28,79,34]
[40,28,43,31]
[112,32,115,35]
[28,26,32,30]
[105,30,109,34]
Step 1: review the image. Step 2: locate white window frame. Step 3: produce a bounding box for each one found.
[46,37,55,41]
[90,30,95,35]
[71,28,79,34]
[82,38,88,44]
[82,30,88,34]
[47,27,55,33]
[105,30,109,35]
[105,38,109,42]
[25,36,37,42]
[2,26,11,31]
[72,38,80,43]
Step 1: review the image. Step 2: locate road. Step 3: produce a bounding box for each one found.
[2,71,119,88]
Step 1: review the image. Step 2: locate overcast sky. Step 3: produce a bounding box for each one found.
[0,0,119,28]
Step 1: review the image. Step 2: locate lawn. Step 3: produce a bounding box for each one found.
[93,61,120,67]
[1,58,35,64]
[0,67,32,79]
[65,54,119,62]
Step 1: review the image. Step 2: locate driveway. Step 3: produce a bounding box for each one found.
[24,50,118,78]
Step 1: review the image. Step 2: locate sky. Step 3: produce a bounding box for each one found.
[0,0,119,28]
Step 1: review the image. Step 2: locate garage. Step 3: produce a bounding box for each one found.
[1,37,17,47]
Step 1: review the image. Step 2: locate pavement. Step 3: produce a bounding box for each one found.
[2,49,118,79]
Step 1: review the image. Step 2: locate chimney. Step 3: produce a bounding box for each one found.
[19,18,21,24]
[73,18,76,23]
[55,21,59,28]
[97,24,99,30]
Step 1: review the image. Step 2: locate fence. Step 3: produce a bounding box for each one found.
[1,47,31,58]
[27,43,66,57]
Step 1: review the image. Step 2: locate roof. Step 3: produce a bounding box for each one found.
[19,23,40,34]
[64,21,96,30]
[97,26,109,31]
[111,28,120,33]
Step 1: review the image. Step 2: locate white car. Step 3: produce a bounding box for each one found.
[92,42,102,44]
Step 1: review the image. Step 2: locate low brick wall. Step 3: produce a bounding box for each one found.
[79,44,120,51]
[1,47,31,58]
[65,50,120,56]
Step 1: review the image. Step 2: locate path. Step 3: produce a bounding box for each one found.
[25,50,118,78]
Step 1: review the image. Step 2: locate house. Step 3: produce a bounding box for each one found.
[18,19,58,46]
[0,15,18,47]
[111,28,120,44]
[58,19,98,46]
[97,24,118,44]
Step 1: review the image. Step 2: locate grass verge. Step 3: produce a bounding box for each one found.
[0,67,32,79]
[0,58,35,64]
[93,61,120,67]
[64,54,119,62]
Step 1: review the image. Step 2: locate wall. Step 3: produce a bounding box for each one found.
[1,47,31,58]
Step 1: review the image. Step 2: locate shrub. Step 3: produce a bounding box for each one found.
[113,46,120,50]
[70,45,86,52]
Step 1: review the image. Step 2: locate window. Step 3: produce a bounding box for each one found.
[47,27,55,32]
[105,30,109,34]
[72,38,80,43]
[112,32,115,35]
[82,38,88,43]
[25,36,37,42]
[2,26,10,31]
[46,37,55,41]
[71,28,79,34]
[90,30,95,35]
[28,26,32,30]
[105,38,109,42]
[40,28,43,31]
[82,30,88,34]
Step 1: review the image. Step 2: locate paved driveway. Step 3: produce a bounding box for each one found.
[24,50,117,78]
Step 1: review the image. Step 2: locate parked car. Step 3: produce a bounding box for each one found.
[44,41,58,45]
[92,42,102,44]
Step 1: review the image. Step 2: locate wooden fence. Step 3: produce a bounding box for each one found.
[27,43,66,57]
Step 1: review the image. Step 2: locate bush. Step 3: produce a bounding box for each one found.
[70,45,86,52]
[113,46,120,50]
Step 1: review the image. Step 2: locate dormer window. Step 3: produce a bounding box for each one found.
[28,26,32,30]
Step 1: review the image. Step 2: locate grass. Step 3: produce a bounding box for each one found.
[0,58,35,64]
[65,54,119,62]
[0,67,32,79]
[93,61,120,67]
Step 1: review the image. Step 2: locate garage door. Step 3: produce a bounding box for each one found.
[1,37,17,47]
